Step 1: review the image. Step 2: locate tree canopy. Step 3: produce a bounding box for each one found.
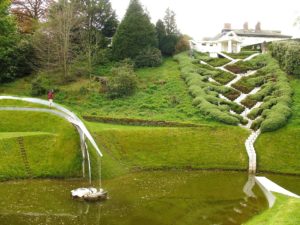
[112,0,158,60]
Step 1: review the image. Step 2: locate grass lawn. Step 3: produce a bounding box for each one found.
[245,194,300,225]
[0,99,49,108]
[87,121,249,172]
[0,111,81,180]
[255,78,300,174]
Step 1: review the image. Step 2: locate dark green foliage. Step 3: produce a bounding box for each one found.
[160,34,179,56]
[112,0,158,60]
[31,75,52,96]
[155,19,166,47]
[135,47,162,68]
[107,62,137,98]
[156,8,180,56]
[250,117,264,130]
[270,41,300,77]
[0,0,34,82]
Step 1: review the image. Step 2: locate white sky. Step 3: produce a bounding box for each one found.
[110,0,300,40]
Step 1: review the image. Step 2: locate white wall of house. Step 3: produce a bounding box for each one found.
[240,36,291,47]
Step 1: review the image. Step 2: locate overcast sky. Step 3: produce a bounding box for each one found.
[110,0,300,40]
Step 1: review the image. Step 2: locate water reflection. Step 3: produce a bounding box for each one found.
[0,171,268,225]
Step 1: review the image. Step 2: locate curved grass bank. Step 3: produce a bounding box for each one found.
[87,122,249,177]
[245,194,300,225]
[255,79,300,175]
[0,111,81,180]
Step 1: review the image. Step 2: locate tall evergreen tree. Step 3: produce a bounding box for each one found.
[164,8,178,35]
[157,8,180,56]
[155,19,166,48]
[112,0,158,60]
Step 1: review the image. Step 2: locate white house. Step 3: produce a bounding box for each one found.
[191,22,292,57]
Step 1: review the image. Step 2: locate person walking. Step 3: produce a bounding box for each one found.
[48,90,54,108]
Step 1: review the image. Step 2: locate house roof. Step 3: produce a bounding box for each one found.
[202,29,292,42]
[229,29,292,38]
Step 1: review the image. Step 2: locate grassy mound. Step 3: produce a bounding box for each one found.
[0,111,81,180]
[87,122,249,172]
[245,194,300,225]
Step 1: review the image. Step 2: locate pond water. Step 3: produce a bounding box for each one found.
[0,171,268,225]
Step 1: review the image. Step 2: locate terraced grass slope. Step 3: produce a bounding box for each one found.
[0,111,81,180]
[224,54,293,132]
[245,194,300,225]
[87,121,249,172]
[175,52,246,125]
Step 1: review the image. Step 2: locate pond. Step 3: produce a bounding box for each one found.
[0,171,269,225]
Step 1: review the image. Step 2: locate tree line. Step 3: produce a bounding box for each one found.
[0,0,190,86]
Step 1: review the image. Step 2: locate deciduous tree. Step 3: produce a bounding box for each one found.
[11,0,53,33]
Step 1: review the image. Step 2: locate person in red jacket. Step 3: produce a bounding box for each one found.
[48,90,54,108]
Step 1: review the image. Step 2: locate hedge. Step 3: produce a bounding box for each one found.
[270,40,300,77]
[225,54,268,74]
[244,55,293,131]
[175,52,243,125]
[175,52,293,131]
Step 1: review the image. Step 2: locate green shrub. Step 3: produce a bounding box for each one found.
[250,117,264,130]
[270,41,300,77]
[250,83,274,101]
[31,75,52,96]
[247,107,263,120]
[107,62,138,99]
[260,113,287,132]
[196,64,236,84]
[135,47,162,68]
[175,52,241,125]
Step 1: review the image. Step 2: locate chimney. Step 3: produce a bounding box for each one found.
[255,22,261,32]
[224,23,231,30]
[243,22,249,30]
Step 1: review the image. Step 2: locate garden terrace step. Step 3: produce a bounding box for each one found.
[17,136,32,177]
